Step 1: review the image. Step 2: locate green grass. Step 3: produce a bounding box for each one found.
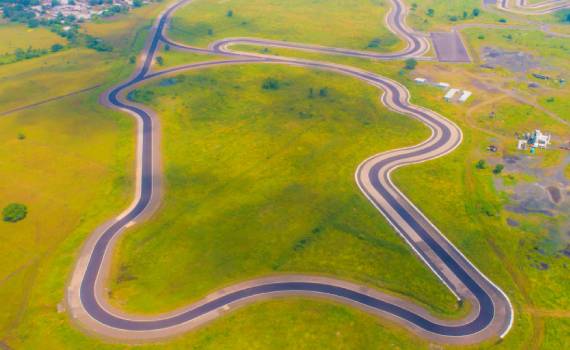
[1,0,569,348]
[0,23,65,55]
[154,43,228,69]
[0,90,135,337]
[169,0,403,52]
[407,0,509,31]
[107,63,465,318]
[541,317,570,349]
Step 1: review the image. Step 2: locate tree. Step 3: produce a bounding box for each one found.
[27,18,39,28]
[262,78,280,90]
[493,164,504,174]
[207,28,213,35]
[51,43,64,52]
[476,159,486,169]
[227,9,233,17]
[426,8,434,17]
[367,38,381,48]
[472,8,480,17]
[164,43,170,51]
[155,56,164,66]
[319,87,329,97]
[3,203,27,223]
[129,56,136,64]
[404,58,417,70]
[133,0,142,8]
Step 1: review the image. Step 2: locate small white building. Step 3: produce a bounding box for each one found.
[517,130,551,150]
[436,82,450,89]
[444,88,459,101]
[459,90,472,103]
[531,130,551,149]
[414,77,427,84]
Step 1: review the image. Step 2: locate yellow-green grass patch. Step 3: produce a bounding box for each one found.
[169,0,404,52]
[0,90,135,339]
[106,63,464,318]
[152,43,227,70]
[407,0,512,32]
[541,317,570,349]
[0,23,65,55]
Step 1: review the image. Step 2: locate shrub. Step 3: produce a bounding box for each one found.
[472,8,480,17]
[404,58,417,70]
[3,203,27,222]
[493,164,504,174]
[51,43,64,52]
[262,78,280,90]
[367,38,382,48]
[476,159,486,169]
[85,35,113,52]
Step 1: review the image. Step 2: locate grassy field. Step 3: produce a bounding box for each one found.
[106,63,466,318]
[0,1,160,347]
[1,0,569,348]
[406,0,511,32]
[0,23,65,55]
[169,0,404,52]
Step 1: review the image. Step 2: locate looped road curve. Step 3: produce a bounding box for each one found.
[67,0,514,344]
[496,0,570,15]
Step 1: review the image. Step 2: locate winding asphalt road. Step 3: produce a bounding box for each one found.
[496,0,570,14]
[67,0,514,344]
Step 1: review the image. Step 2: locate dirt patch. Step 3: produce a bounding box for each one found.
[547,186,562,203]
[507,218,520,227]
[481,47,540,73]
[503,154,521,164]
[470,78,501,93]
[0,341,11,350]
[506,183,555,216]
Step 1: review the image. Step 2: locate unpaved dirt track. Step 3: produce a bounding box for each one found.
[66,0,514,344]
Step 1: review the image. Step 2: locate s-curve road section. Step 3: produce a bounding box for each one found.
[496,0,570,14]
[66,0,514,345]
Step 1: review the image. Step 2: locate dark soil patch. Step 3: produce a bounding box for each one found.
[503,155,521,164]
[507,218,520,227]
[482,47,540,73]
[547,186,562,203]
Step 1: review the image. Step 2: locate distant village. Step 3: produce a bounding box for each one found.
[32,0,144,21]
[1,0,151,25]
